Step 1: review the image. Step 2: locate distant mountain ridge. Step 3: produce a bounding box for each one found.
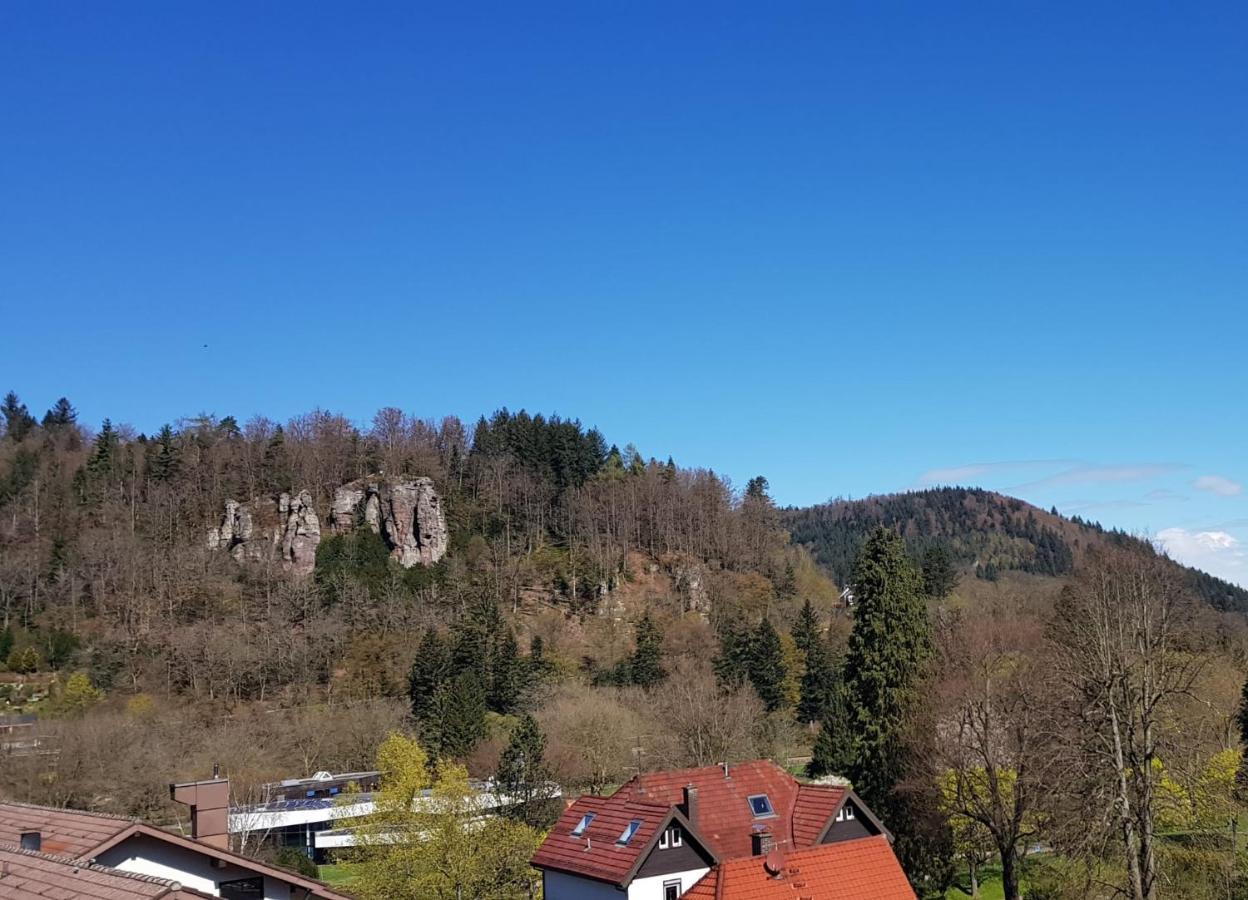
[782,487,1248,614]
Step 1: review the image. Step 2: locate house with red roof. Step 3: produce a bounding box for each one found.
[682,836,916,900]
[0,777,351,900]
[532,760,902,900]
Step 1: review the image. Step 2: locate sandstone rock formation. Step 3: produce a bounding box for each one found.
[328,475,448,568]
[207,490,321,577]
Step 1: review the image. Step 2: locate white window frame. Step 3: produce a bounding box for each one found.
[663,878,682,900]
[658,825,683,849]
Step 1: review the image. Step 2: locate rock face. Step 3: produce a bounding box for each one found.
[207,490,321,577]
[209,475,446,575]
[278,490,321,577]
[328,476,448,568]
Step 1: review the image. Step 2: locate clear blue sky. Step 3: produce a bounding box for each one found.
[2,3,1245,584]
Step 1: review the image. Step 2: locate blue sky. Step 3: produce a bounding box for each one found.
[2,3,1245,584]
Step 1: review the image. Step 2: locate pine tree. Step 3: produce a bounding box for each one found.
[426,670,487,759]
[41,397,77,429]
[495,714,558,828]
[408,628,450,720]
[807,681,856,778]
[747,618,788,712]
[843,527,932,815]
[1,392,36,442]
[489,629,528,714]
[798,637,836,725]
[921,546,958,599]
[86,419,118,478]
[260,425,292,492]
[792,598,821,656]
[147,424,181,482]
[630,612,666,688]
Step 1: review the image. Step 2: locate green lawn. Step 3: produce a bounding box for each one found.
[318,863,360,886]
[944,864,1029,900]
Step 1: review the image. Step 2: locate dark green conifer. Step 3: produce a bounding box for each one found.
[843,527,932,814]
[495,714,558,828]
[629,612,666,688]
[408,628,450,720]
[747,617,788,712]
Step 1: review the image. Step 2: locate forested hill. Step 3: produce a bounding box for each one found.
[783,487,1248,614]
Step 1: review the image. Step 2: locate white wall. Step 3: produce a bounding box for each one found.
[629,867,709,900]
[95,834,290,900]
[543,869,623,900]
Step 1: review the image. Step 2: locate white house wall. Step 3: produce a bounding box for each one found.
[95,834,290,900]
[629,867,709,900]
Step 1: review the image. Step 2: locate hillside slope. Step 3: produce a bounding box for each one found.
[783,487,1248,614]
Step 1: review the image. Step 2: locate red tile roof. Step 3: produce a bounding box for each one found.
[0,803,132,857]
[682,836,916,900]
[530,793,687,885]
[0,842,181,899]
[613,761,845,859]
[0,803,352,900]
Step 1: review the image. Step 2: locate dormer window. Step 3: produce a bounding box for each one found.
[617,819,642,845]
[747,794,775,818]
[658,825,683,849]
[572,812,595,836]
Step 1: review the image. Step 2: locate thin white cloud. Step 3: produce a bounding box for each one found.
[1012,463,1182,491]
[1193,475,1243,497]
[918,459,1072,486]
[1157,527,1248,588]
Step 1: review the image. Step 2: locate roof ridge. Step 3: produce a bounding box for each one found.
[0,841,182,887]
[0,798,139,823]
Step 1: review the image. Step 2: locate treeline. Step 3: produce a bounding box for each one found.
[0,392,794,700]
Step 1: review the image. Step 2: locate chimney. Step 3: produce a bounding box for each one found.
[170,771,231,849]
[680,786,699,826]
[19,831,41,852]
[751,829,775,856]
[721,761,729,778]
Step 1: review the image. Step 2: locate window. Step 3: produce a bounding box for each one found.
[663,879,681,900]
[218,877,263,900]
[845,805,855,820]
[571,812,595,836]
[658,826,683,849]
[747,794,775,818]
[616,819,642,845]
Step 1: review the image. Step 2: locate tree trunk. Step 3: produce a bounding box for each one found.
[999,845,1019,900]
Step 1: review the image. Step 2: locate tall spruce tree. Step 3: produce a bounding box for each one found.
[495,714,558,828]
[792,598,821,656]
[408,628,450,720]
[630,612,666,688]
[921,545,959,600]
[426,670,487,759]
[41,397,77,429]
[807,680,856,778]
[747,618,788,713]
[147,424,181,482]
[843,527,932,812]
[489,629,528,714]
[2,392,36,442]
[798,636,837,725]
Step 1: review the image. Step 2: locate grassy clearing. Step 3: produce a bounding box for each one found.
[318,863,359,885]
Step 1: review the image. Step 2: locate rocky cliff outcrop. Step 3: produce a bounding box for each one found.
[207,489,321,576]
[328,475,448,568]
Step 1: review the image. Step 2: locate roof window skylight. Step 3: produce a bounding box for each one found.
[748,794,775,818]
[617,819,642,845]
[572,812,595,836]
